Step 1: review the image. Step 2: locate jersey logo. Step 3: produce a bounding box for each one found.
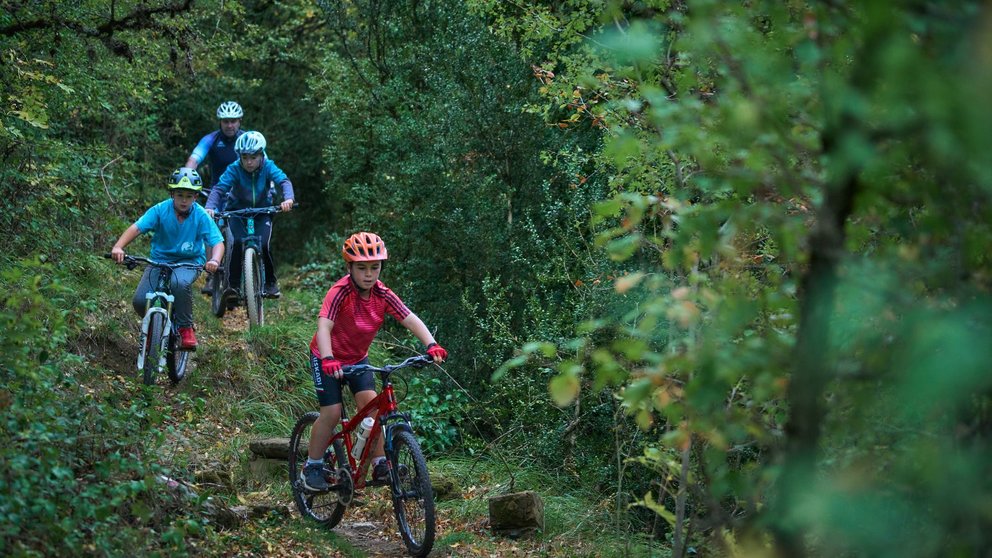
[180,241,196,254]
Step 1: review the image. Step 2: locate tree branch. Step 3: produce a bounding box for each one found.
[1,0,194,43]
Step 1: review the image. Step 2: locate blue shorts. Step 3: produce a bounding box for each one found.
[309,354,374,407]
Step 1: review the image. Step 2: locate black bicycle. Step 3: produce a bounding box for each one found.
[107,254,203,385]
[207,205,288,328]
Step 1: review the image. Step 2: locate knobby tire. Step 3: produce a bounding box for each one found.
[210,270,226,318]
[244,247,264,327]
[389,430,436,557]
[289,412,347,528]
[143,313,165,386]
[166,327,190,385]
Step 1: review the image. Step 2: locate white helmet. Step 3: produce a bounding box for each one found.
[216,101,243,119]
[235,131,266,155]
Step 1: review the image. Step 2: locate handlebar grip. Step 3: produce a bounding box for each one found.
[341,364,371,376]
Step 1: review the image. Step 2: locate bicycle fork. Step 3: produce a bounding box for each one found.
[136,293,174,372]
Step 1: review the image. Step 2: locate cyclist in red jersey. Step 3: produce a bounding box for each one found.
[301,232,448,492]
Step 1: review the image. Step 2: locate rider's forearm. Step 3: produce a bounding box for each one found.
[279,179,294,201]
[184,156,199,169]
[400,313,436,348]
[209,242,224,264]
[316,317,334,358]
[204,187,223,210]
[113,224,142,251]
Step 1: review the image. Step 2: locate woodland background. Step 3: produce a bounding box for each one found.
[2,1,991,556]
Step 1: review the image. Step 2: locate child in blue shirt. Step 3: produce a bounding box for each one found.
[204,131,295,298]
[111,168,225,349]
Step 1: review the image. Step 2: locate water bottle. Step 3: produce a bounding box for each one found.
[350,417,376,459]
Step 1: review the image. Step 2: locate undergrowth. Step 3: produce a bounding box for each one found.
[0,255,666,557]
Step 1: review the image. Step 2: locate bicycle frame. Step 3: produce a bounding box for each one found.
[331,382,399,490]
[212,206,280,298]
[136,274,175,373]
[327,356,433,490]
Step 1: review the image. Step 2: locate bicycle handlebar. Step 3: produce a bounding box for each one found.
[341,354,435,377]
[213,204,298,219]
[103,253,204,271]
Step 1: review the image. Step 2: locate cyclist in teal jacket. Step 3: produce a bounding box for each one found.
[204,131,294,298]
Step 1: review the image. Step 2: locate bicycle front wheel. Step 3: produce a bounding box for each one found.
[244,247,264,327]
[289,412,347,528]
[143,313,165,386]
[389,430,436,557]
[166,329,190,385]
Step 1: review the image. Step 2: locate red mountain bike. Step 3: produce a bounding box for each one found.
[288,354,437,557]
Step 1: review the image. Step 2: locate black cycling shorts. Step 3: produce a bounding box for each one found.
[309,354,374,407]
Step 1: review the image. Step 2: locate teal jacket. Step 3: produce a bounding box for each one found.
[206,158,294,210]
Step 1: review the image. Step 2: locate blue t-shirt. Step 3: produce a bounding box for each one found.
[189,129,245,185]
[135,199,224,265]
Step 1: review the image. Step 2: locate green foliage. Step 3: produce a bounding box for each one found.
[403,373,470,454]
[481,0,992,555]
[7,0,991,555]
[309,0,609,385]
[0,259,207,556]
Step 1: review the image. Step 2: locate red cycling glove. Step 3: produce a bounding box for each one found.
[426,343,448,362]
[321,358,343,376]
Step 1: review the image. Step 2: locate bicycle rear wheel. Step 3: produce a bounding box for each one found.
[210,269,226,318]
[389,430,435,557]
[143,313,165,386]
[289,412,347,528]
[166,328,190,385]
[244,247,264,327]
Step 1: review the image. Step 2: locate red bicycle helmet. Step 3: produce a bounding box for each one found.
[342,232,388,262]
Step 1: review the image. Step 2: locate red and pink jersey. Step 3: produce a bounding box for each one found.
[309,275,411,364]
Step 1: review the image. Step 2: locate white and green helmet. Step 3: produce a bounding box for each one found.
[235,131,266,155]
[216,101,243,119]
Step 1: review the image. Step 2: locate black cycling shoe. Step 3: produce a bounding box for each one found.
[301,462,329,492]
[371,461,408,484]
[224,288,240,310]
[263,283,281,299]
[371,461,390,484]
